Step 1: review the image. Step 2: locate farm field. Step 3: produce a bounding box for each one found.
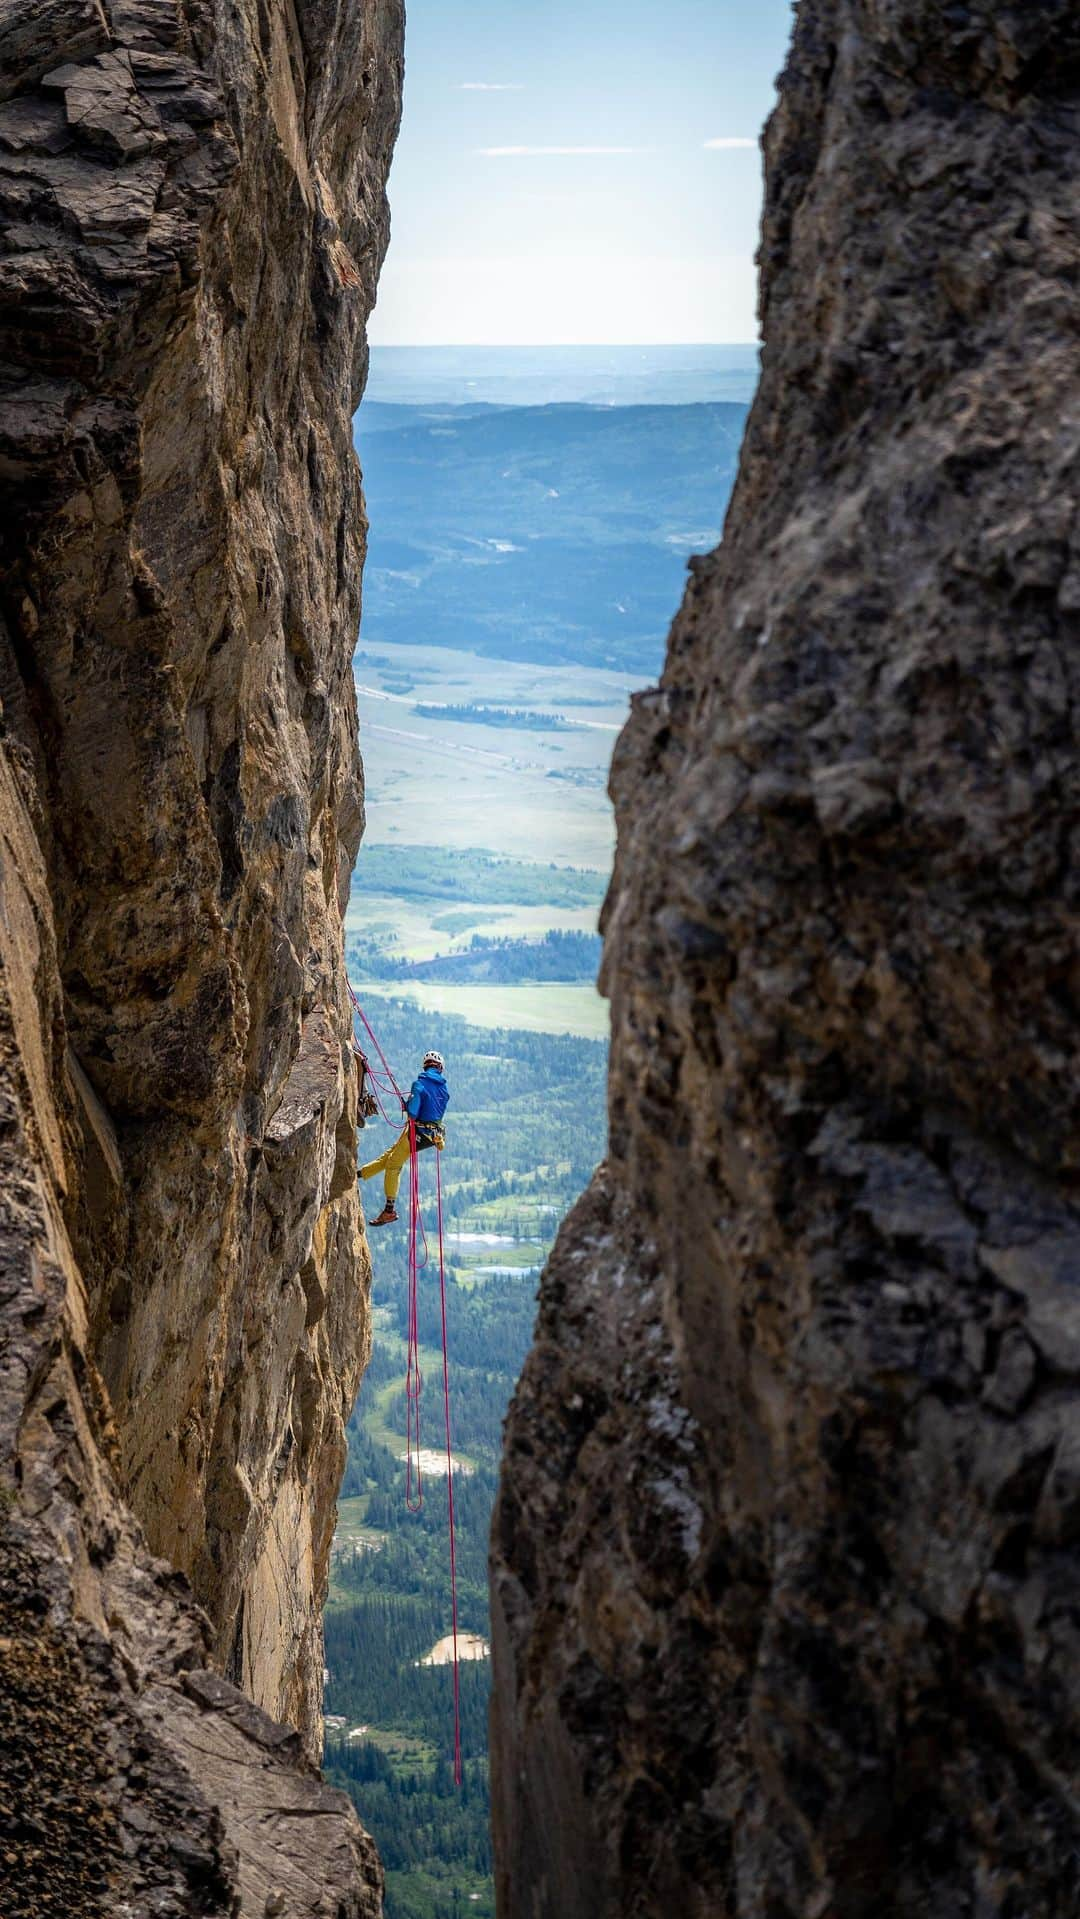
[346,891,599,963]
[354,641,627,867]
[357,979,607,1042]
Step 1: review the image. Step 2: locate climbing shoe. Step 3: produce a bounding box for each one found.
[368,1203,399,1228]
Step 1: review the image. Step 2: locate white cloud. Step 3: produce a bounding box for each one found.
[460,82,524,91]
[476,145,641,157]
[703,137,757,150]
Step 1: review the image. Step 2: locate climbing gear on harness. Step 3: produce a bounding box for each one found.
[344,979,462,1788]
[353,1047,380,1124]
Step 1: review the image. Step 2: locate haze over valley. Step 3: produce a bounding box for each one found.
[328,345,757,1917]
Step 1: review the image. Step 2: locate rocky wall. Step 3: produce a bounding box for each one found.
[491,6,1080,1916]
[0,0,402,1908]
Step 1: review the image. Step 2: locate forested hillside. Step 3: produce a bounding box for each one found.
[324,995,606,1918]
[353,400,748,672]
[353,928,602,985]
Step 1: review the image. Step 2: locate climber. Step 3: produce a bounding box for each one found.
[360,1050,449,1227]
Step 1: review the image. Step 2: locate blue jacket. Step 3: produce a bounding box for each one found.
[405,1068,449,1126]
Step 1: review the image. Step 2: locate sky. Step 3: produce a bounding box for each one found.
[369,0,796,348]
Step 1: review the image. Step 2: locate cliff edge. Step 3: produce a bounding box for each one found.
[0,0,402,1911]
[492,6,1080,1916]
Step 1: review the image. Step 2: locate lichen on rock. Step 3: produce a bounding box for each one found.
[491,6,1080,1915]
[0,0,402,1908]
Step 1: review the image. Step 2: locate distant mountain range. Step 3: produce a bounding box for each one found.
[365,343,760,409]
[353,399,749,675]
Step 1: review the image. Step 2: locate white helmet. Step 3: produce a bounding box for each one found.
[423,1050,444,1071]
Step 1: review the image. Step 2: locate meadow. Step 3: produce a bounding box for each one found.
[357,981,607,1042]
[352,641,630,867]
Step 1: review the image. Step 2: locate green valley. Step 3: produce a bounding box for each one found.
[324,996,606,1918]
[328,355,756,1918]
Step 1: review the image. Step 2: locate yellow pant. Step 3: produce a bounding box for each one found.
[359,1126,442,1202]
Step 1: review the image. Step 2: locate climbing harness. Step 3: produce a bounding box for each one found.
[344,977,463,1787]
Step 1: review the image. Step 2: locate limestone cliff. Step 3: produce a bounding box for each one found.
[492,6,1080,1916]
[0,0,401,1910]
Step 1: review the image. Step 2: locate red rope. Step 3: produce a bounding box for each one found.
[405,1119,423,1512]
[436,1146,463,1786]
[348,986,406,1104]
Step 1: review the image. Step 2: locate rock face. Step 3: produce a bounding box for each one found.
[0,0,401,1909]
[492,7,1080,1916]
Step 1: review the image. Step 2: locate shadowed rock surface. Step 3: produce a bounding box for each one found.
[0,0,401,1909]
[491,5,1080,1916]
